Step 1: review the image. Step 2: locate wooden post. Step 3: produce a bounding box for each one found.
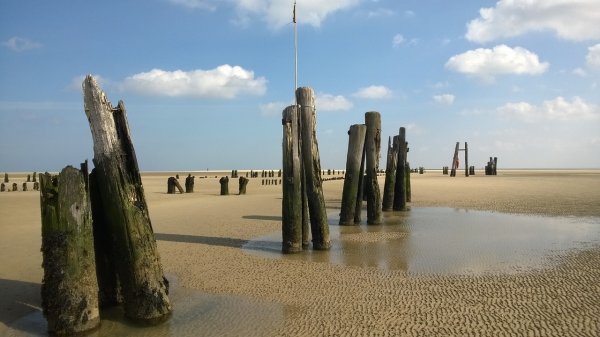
[22,182,27,191]
[1,183,5,192]
[405,162,411,202]
[354,145,366,223]
[382,136,399,211]
[297,87,330,250]
[27,174,31,182]
[12,183,17,191]
[4,173,8,183]
[493,157,498,175]
[220,176,229,195]
[339,124,366,225]
[464,142,469,177]
[450,142,459,177]
[393,127,407,211]
[238,176,249,195]
[33,172,37,182]
[185,174,195,193]
[40,167,100,335]
[83,75,171,323]
[364,112,382,224]
[167,177,176,194]
[89,168,119,308]
[282,105,303,253]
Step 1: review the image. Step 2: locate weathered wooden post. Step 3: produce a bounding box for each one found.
[12,182,17,191]
[1,183,5,192]
[393,127,407,211]
[27,174,31,182]
[33,172,37,182]
[493,157,498,175]
[354,146,366,223]
[219,176,229,195]
[238,176,249,195]
[464,142,469,177]
[282,105,303,252]
[40,167,100,335]
[381,136,399,211]
[450,142,459,177]
[185,174,195,193]
[405,162,411,203]
[364,112,382,224]
[339,124,367,225]
[83,75,171,323]
[22,182,27,191]
[297,87,330,250]
[167,177,176,194]
[4,173,8,183]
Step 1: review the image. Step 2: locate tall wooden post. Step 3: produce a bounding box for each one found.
[4,173,8,183]
[393,127,407,211]
[40,167,100,335]
[405,162,412,202]
[339,124,366,225]
[83,75,171,323]
[382,136,399,211]
[364,112,382,224]
[282,105,303,253]
[450,142,459,177]
[354,145,366,223]
[464,142,469,177]
[296,87,330,250]
[493,157,498,175]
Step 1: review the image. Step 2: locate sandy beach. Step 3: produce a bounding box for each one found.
[1,169,599,336]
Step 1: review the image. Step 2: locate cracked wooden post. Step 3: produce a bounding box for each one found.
[297,87,330,250]
[219,176,229,195]
[382,136,398,211]
[393,127,407,211]
[282,105,303,253]
[364,111,382,225]
[339,124,366,226]
[83,75,171,323]
[40,166,100,335]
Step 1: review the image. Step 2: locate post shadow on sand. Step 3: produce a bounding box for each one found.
[241,215,282,222]
[154,233,280,253]
[0,278,44,335]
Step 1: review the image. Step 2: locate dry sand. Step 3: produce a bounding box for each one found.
[1,170,599,336]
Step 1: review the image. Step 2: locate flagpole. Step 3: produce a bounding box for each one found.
[293,0,298,104]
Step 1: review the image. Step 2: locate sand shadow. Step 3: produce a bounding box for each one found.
[0,278,44,335]
[241,215,282,221]
[155,233,279,252]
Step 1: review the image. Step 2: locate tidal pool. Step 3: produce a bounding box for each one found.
[244,207,600,275]
[3,276,284,337]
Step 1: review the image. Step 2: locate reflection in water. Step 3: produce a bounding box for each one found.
[4,276,284,337]
[244,207,600,275]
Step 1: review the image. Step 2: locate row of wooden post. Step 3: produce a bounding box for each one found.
[3,172,37,183]
[281,87,330,253]
[486,157,498,175]
[1,182,40,191]
[39,76,171,335]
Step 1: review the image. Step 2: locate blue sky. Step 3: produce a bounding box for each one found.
[1,0,599,171]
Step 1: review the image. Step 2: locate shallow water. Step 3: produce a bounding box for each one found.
[244,207,600,275]
[4,276,284,337]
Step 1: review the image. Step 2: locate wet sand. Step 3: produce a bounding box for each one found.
[1,170,599,336]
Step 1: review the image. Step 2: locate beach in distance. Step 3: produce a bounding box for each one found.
[1,169,599,336]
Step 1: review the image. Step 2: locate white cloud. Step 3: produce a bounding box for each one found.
[572,68,587,77]
[433,94,455,105]
[445,45,549,82]
[120,65,267,98]
[353,85,392,99]
[234,0,360,29]
[2,37,42,52]
[259,101,288,116]
[367,8,394,18]
[466,0,600,43]
[392,34,405,47]
[316,93,353,111]
[168,0,216,10]
[497,96,600,123]
[586,44,600,70]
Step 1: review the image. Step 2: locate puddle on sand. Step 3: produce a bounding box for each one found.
[244,207,600,275]
[3,276,284,337]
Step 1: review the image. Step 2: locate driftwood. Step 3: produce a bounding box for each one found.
[40,167,100,335]
[83,75,171,323]
[364,112,382,225]
[339,124,366,226]
[297,87,330,250]
[282,105,303,253]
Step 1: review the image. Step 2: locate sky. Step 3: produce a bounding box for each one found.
[1,0,599,172]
